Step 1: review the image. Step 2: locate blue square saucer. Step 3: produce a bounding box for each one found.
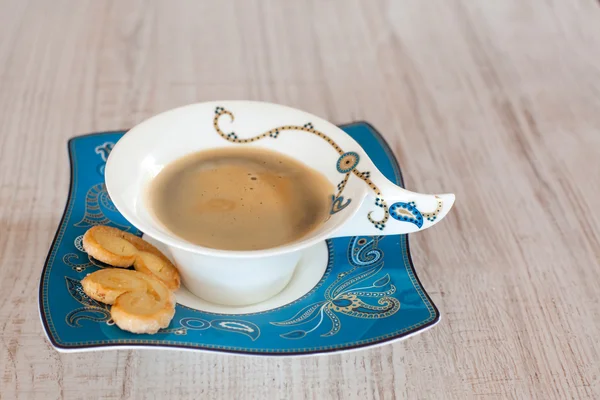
[38,122,440,355]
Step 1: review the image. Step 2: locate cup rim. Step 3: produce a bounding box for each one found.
[105,100,366,259]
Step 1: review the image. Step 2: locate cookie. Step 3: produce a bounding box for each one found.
[82,226,139,267]
[82,225,180,289]
[110,273,176,334]
[134,251,181,290]
[81,268,176,334]
[81,269,147,305]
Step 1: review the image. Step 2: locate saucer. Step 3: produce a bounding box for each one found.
[39,122,440,356]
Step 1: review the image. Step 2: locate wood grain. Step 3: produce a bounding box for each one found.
[1,0,600,398]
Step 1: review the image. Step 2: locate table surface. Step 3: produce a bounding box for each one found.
[1,0,599,399]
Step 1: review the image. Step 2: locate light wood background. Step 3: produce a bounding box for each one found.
[1,0,599,399]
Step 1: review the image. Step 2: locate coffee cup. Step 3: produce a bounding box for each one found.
[105,101,455,306]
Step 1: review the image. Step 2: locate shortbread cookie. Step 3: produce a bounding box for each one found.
[110,273,176,334]
[134,251,181,290]
[82,226,139,267]
[82,225,180,289]
[81,269,148,305]
[81,268,175,334]
[122,235,180,289]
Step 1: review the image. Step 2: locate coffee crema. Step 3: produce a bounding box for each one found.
[147,147,334,251]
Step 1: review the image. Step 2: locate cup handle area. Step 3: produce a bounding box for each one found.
[331,179,455,238]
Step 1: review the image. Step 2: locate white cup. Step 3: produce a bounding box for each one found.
[105,101,455,306]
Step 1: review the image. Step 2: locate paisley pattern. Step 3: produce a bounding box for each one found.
[39,127,439,354]
[75,143,130,230]
[272,236,400,339]
[349,236,384,266]
[73,183,129,230]
[389,201,424,228]
[64,277,111,327]
[176,318,261,341]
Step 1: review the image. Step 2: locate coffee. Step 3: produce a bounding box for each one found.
[148,147,333,250]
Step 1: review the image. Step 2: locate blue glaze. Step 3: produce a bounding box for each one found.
[389,201,424,228]
[38,122,439,355]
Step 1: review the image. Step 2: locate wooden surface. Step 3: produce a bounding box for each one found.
[1,0,600,398]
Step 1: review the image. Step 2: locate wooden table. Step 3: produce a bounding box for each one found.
[1,0,599,398]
